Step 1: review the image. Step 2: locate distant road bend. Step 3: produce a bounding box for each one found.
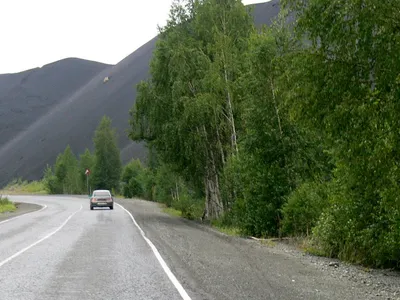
[0,196,374,300]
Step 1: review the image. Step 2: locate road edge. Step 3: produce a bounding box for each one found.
[116,202,193,300]
[0,202,46,224]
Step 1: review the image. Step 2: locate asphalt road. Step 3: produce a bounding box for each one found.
[0,196,380,300]
[0,196,185,300]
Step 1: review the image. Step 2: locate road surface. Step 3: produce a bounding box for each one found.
[0,195,384,300]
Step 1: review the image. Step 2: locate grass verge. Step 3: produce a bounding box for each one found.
[297,236,327,257]
[212,225,242,236]
[162,206,182,217]
[162,204,243,236]
[0,196,16,213]
[1,179,47,195]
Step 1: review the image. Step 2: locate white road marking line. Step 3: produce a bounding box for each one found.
[0,204,82,268]
[0,204,48,225]
[116,203,192,300]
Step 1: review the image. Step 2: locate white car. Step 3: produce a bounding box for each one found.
[90,189,114,210]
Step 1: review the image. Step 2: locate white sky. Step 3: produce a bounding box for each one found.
[0,0,268,74]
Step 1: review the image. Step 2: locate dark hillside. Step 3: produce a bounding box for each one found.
[0,58,111,146]
[0,39,156,186]
[0,1,279,187]
[251,0,280,26]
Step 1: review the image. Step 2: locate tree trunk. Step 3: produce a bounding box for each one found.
[270,79,283,137]
[204,166,223,219]
[214,109,226,165]
[221,10,238,156]
[224,67,239,155]
[175,181,180,202]
[202,125,224,219]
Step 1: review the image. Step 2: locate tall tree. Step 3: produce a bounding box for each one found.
[130,0,253,219]
[92,116,122,192]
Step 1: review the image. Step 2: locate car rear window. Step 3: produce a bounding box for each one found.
[93,191,110,197]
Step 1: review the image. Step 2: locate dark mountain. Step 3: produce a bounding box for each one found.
[0,0,280,187]
[0,58,111,147]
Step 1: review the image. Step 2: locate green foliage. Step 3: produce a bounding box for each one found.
[43,165,59,194]
[222,26,328,237]
[282,181,329,236]
[92,116,122,192]
[153,164,179,207]
[152,163,202,219]
[130,0,254,219]
[43,117,122,196]
[137,168,156,200]
[281,0,400,267]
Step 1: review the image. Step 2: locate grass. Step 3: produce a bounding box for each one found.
[296,236,327,257]
[161,203,243,236]
[210,218,243,237]
[0,196,16,213]
[259,239,277,247]
[212,225,242,236]
[0,179,47,195]
[162,206,183,217]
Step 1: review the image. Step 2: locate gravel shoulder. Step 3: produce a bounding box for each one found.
[117,198,400,300]
[0,201,43,222]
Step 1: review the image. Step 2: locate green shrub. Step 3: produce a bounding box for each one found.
[0,196,16,213]
[312,180,400,268]
[282,181,329,236]
[172,192,203,220]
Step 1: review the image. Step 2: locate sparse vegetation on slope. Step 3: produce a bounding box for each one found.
[1,179,47,195]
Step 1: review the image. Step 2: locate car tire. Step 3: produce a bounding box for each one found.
[90,206,94,210]
[110,206,114,210]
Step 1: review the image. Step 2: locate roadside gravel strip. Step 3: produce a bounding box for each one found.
[118,198,400,300]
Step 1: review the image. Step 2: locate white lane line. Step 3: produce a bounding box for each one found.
[116,203,192,300]
[0,204,48,225]
[0,204,82,268]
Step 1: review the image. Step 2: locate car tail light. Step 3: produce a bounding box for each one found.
[106,198,112,202]
[91,198,96,202]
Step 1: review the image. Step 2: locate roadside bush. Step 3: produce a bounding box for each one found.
[281,181,329,236]
[311,169,400,268]
[0,196,16,213]
[172,192,203,220]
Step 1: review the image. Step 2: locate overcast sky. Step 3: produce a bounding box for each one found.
[0,0,268,74]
